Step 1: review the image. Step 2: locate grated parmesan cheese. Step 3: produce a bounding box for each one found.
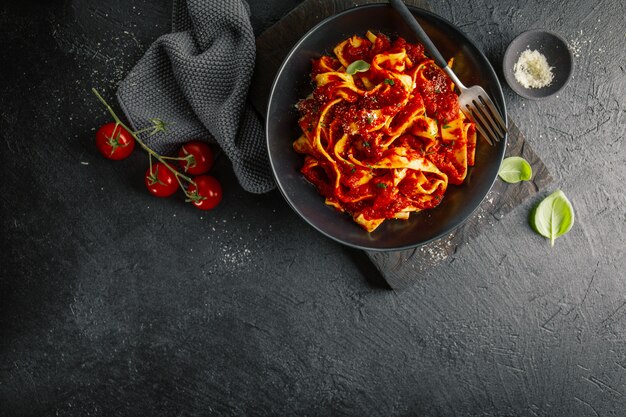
[513,49,554,88]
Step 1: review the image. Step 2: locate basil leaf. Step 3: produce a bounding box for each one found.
[498,156,533,183]
[346,60,370,75]
[530,189,575,247]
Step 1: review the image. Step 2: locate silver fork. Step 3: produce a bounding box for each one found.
[389,0,507,145]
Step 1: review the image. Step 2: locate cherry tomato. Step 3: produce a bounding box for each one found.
[187,175,222,210]
[178,141,214,175]
[95,123,135,160]
[145,162,179,197]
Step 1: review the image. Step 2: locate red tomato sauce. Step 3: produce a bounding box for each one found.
[297,33,470,227]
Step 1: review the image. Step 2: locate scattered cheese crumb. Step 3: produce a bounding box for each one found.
[513,49,554,88]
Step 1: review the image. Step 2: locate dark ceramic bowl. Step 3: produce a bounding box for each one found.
[503,30,573,100]
[266,3,507,251]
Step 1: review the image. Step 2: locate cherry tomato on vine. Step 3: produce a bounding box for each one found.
[178,141,214,175]
[187,175,222,210]
[95,123,135,160]
[145,162,179,197]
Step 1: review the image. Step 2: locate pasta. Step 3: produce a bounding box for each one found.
[294,31,477,232]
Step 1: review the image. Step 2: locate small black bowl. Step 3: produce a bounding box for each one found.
[503,30,573,100]
[266,4,507,251]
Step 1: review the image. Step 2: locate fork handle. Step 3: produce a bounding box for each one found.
[389,0,449,69]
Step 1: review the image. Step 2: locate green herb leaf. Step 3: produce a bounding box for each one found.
[362,141,370,148]
[384,78,395,86]
[346,60,370,75]
[498,156,533,183]
[376,182,387,188]
[442,124,451,129]
[529,189,575,247]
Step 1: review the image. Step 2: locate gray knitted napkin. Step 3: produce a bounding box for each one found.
[116,0,275,194]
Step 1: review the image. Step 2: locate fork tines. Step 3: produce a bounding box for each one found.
[463,96,507,146]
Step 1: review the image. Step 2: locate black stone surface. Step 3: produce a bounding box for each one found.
[1,0,625,416]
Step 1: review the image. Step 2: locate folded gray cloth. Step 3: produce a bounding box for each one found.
[117,0,275,194]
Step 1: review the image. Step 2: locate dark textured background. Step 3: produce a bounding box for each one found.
[1,0,625,415]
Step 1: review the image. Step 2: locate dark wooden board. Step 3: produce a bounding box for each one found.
[250,0,552,289]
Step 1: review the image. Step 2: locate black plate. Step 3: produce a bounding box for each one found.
[266,4,507,251]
